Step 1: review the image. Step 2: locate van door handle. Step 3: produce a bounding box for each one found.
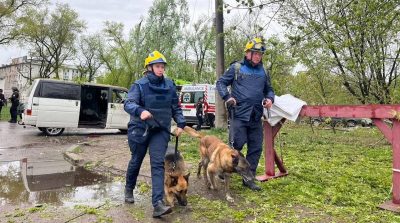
[110,104,115,108]
[76,101,79,106]
[33,103,39,106]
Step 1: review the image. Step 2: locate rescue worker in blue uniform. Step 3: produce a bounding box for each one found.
[216,37,275,191]
[124,51,186,217]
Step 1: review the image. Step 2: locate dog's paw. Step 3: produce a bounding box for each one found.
[226,195,234,203]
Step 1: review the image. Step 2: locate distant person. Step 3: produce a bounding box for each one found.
[195,97,204,130]
[0,89,6,120]
[99,92,108,120]
[203,100,215,128]
[17,102,25,120]
[9,87,20,123]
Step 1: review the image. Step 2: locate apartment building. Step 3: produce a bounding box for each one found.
[0,56,82,100]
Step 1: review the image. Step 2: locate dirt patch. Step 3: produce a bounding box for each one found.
[61,133,249,222]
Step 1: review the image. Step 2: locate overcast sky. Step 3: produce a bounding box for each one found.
[0,0,282,65]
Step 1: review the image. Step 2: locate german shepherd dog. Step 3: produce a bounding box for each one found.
[164,146,190,207]
[183,126,254,202]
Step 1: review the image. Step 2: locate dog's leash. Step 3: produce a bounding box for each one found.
[227,104,235,149]
[145,117,179,165]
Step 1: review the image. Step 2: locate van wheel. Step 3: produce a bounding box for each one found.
[43,127,65,136]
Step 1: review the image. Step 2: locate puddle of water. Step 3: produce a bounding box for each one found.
[0,159,144,207]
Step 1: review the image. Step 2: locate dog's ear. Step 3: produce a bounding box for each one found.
[231,154,239,166]
[169,175,178,186]
[184,172,190,182]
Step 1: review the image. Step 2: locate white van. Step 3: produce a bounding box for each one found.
[179,84,215,127]
[22,79,130,136]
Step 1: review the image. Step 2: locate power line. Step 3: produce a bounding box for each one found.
[259,1,284,33]
[224,0,285,10]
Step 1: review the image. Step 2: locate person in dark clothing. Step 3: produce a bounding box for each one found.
[17,102,25,120]
[124,50,186,218]
[99,92,108,120]
[0,89,6,120]
[203,101,215,128]
[9,87,20,123]
[216,37,275,191]
[195,97,204,130]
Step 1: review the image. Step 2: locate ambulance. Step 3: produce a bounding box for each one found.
[179,84,215,127]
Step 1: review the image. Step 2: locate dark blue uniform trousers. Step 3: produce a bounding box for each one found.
[10,103,18,122]
[230,117,263,175]
[125,130,169,207]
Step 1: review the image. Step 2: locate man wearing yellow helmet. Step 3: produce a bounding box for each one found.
[216,37,275,191]
[124,50,186,217]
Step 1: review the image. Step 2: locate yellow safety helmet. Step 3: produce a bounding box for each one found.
[244,37,266,53]
[144,50,167,68]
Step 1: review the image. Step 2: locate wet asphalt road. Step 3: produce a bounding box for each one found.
[0,122,121,161]
[0,121,128,212]
[0,122,195,222]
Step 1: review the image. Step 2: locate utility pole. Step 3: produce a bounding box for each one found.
[215,0,227,128]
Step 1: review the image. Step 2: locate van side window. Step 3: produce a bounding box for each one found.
[39,82,80,100]
[112,89,127,103]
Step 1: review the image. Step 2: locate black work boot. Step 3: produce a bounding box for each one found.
[153,200,172,218]
[243,180,261,191]
[124,188,134,203]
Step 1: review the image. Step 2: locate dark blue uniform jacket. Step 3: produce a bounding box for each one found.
[216,59,275,122]
[124,72,186,142]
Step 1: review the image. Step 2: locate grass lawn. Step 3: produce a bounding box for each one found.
[0,104,23,122]
[177,123,399,222]
[0,104,11,121]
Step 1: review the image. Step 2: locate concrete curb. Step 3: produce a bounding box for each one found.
[63,144,84,166]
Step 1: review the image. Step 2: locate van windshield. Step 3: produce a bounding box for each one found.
[180,91,204,103]
[112,89,127,103]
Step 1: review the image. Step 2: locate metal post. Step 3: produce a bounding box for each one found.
[393,120,400,203]
[260,105,400,212]
[381,119,400,211]
[257,121,288,181]
[265,121,275,176]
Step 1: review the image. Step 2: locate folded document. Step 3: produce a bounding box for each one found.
[264,94,307,126]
